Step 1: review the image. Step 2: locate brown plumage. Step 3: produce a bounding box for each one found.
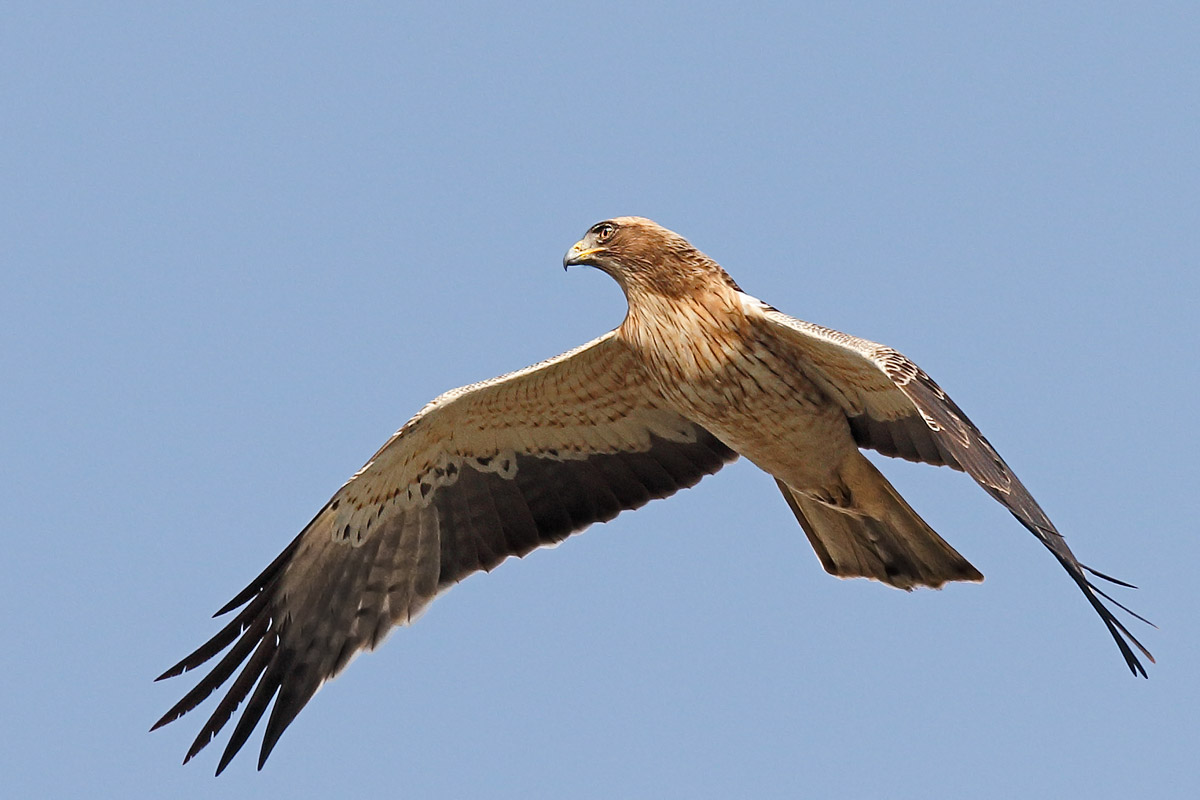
[155,216,1151,774]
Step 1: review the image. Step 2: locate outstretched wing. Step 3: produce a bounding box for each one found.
[152,331,737,773]
[759,306,1152,676]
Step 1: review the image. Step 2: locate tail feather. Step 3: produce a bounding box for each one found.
[776,456,982,590]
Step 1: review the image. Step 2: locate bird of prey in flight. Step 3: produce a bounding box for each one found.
[154,216,1151,774]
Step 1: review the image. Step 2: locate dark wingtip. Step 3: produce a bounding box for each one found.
[1020,521,1154,678]
[214,593,250,618]
[1080,572,1155,677]
[213,730,248,776]
[256,725,282,771]
[184,732,210,766]
[1086,576,1157,629]
[155,665,184,682]
[1083,564,1139,589]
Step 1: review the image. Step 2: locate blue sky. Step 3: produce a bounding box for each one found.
[3,3,1197,797]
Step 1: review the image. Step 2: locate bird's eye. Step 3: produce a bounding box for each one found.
[595,223,616,243]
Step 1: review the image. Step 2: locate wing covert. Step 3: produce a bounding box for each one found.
[153,332,737,772]
[759,306,1152,676]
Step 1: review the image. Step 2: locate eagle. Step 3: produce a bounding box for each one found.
[154,216,1151,774]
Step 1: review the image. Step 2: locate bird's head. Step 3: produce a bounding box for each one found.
[563,217,738,299]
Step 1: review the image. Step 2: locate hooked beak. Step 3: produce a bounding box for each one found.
[563,240,606,270]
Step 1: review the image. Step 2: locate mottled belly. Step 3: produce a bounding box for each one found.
[647,334,857,490]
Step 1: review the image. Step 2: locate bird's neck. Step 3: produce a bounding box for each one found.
[617,282,752,384]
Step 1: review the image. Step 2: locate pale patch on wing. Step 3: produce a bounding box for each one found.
[750,297,1151,678]
[153,330,738,773]
[751,302,980,472]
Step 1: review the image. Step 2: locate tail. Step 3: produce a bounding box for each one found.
[776,454,983,590]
